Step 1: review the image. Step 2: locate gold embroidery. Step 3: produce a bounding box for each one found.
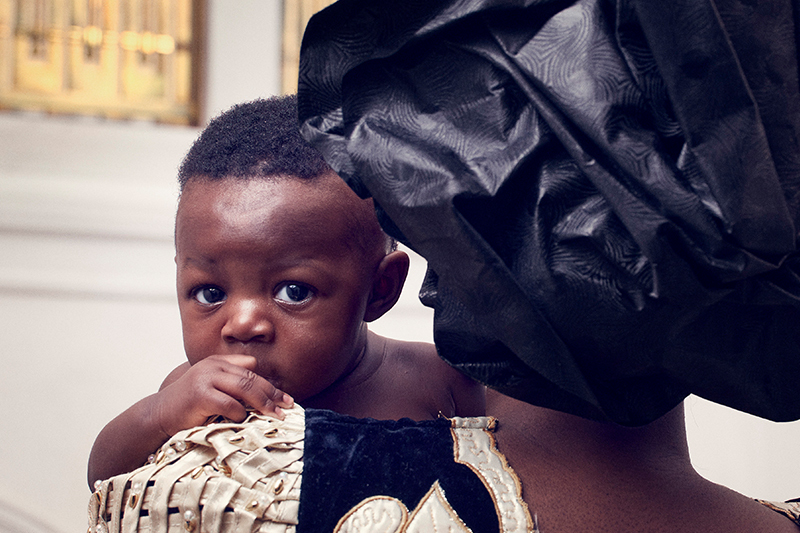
[405,482,472,533]
[757,499,800,526]
[333,495,407,533]
[333,482,471,533]
[451,417,534,533]
[335,418,531,533]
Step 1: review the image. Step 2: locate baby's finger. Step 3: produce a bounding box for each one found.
[201,389,249,423]
[244,384,294,420]
[275,390,294,408]
[211,367,293,420]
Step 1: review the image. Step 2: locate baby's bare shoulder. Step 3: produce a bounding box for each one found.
[384,337,486,417]
[383,337,443,371]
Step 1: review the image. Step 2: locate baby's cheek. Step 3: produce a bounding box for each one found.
[182,332,213,365]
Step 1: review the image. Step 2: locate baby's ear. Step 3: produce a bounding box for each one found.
[364,250,410,322]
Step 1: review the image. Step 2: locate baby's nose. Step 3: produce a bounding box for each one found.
[221,299,274,343]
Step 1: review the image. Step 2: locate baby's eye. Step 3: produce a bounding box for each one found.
[193,286,226,305]
[274,283,313,304]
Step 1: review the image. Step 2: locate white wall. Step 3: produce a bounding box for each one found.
[686,397,800,501]
[0,111,192,533]
[204,0,283,122]
[0,3,797,532]
[0,3,286,532]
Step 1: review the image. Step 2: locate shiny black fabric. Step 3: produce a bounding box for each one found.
[298,0,800,425]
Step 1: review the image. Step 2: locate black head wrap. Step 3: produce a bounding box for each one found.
[298,0,800,425]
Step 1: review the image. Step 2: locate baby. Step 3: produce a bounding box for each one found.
[87,95,484,486]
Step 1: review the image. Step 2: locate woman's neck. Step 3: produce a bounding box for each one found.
[488,390,690,470]
[486,391,797,532]
[488,391,701,532]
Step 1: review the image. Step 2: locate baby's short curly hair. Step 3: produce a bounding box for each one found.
[178,94,330,190]
[177,94,398,254]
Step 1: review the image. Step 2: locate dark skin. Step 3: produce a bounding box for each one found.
[487,390,798,532]
[87,173,484,486]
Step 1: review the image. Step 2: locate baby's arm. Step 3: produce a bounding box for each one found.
[87,354,293,487]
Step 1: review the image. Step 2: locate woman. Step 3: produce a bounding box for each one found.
[297,0,800,530]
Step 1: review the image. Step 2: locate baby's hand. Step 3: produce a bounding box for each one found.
[153,355,294,438]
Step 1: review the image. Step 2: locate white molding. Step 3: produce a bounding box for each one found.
[0,230,177,300]
[0,175,178,241]
[0,113,190,298]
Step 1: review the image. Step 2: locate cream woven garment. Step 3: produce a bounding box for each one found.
[88,407,305,533]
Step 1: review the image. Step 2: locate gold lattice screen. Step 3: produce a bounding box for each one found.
[0,0,203,125]
[281,0,334,95]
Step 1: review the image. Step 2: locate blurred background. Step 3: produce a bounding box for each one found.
[0,2,798,532]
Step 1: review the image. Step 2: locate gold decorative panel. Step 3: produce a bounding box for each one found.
[0,0,203,125]
[281,0,334,95]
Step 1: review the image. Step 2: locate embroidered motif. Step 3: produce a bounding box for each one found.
[405,483,472,533]
[333,496,408,533]
[333,416,532,533]
[333,482,471,533]
[451,417,533,533]
[757,499,800,526]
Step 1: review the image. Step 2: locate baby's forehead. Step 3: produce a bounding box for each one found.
[178,173,387,257]
[183,170,341,196]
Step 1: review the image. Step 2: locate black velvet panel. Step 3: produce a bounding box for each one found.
[298,409,500,533]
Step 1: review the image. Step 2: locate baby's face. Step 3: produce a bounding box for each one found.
[175,174,380,402]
